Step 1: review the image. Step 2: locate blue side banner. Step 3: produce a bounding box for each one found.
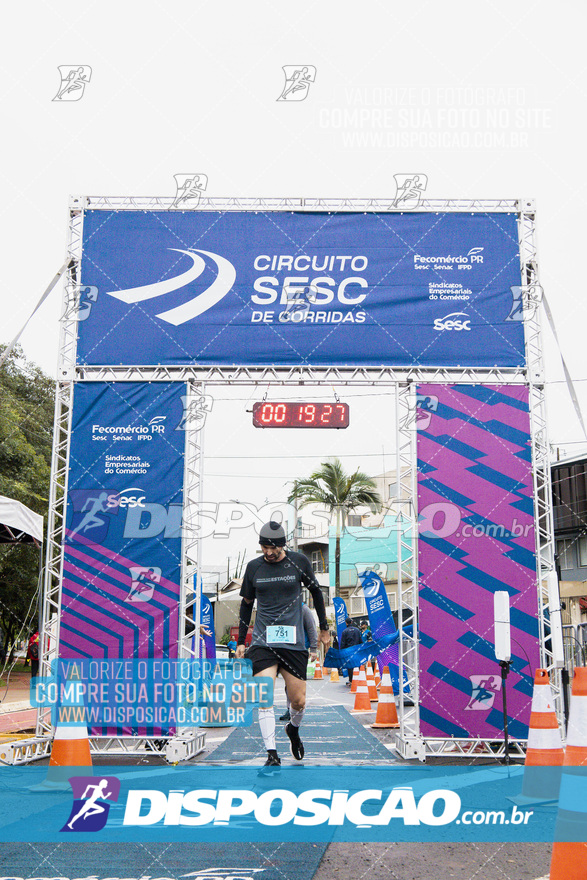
[361,570,408,694]
[61,382,186,734]
[0,765,571,842]
[326,574,407,679]
[360,570,398,641]
[77,211,524,368]
[201,593,216,659]
[333,597,348,642]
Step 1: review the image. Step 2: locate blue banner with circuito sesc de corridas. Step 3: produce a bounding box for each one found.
[76,210,525,368]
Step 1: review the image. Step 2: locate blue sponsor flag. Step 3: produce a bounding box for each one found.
[192,576,216,659]
[333,597,348,643]
[359,570,397,642]
[326,587,403,672]
[360,570,409,694]
[333,596,349,678]
[200,592,216,659]
[325,639,386,672]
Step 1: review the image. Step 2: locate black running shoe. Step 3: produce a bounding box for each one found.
[279,710,291,722]
[285,722,304,760]
[257,751,281,777]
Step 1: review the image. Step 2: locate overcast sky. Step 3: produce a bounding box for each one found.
[3,0,586,567]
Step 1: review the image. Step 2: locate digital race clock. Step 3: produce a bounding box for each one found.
[252,401,350,428]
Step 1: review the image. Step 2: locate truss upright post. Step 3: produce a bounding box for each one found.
[393,383,423,760]
[37,203,84,739]
[518,202,563,724]
[163,381,209,760]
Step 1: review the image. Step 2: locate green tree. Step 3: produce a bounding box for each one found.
[287,458,382,597]
[0,345,54,658]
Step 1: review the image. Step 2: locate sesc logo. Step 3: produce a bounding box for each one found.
[67,487,149,544]
[433,312,471,332]
[106,487,147,509]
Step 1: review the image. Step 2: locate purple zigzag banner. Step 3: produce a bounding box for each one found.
[417,385,539,740]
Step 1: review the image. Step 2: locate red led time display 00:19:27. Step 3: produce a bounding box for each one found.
[252,401,350,428]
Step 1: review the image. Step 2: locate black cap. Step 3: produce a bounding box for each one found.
[259,521,287,547]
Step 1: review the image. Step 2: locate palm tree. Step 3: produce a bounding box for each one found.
[287,458,382,597]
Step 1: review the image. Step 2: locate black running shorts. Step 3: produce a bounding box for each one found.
[246,645,309,680]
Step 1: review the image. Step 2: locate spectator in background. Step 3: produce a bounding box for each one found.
[279,601,318,722]
[227,637,237,658]
[361,622,372,643]
[27,631,39,678]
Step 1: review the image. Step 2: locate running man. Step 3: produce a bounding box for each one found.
[236,521,330,775]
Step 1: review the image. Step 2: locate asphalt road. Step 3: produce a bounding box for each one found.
[0,676,554,880]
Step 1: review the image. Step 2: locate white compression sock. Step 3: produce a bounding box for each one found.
[258,707,276,750]
[290,706,304,728]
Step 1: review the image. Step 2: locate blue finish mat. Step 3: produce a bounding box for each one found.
[1,841,327,880]
[205,703,395,764]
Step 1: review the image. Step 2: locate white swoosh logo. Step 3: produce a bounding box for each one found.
[105,248,236,325]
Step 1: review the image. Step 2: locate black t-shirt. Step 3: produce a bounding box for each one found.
[240,551,324,651]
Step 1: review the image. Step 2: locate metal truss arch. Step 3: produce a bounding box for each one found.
[16,196,556,767]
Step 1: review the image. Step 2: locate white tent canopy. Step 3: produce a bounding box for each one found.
[0,495,44,544]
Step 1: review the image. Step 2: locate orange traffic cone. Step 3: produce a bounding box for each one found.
[371,666,399,728]
[373,663,381,689]
[313,659,323,680]
[350,669,359,694]
[510,668,564,805]
[550,667,587,880]
[330,667,340,683]
[30,705,92,791]
[351,667,372,713]
[365,663,378,702]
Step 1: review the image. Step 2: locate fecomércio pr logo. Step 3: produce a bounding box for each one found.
[61,775,120,832]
